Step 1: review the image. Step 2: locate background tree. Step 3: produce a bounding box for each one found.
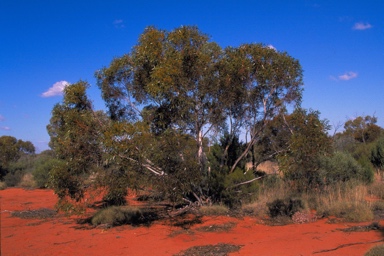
[344,115,382,144]
[278,108,333,191]
[0,136,35,179]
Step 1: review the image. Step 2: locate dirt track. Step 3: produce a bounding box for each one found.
[1,188,383,255]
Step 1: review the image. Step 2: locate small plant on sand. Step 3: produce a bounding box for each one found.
[198,205,229,216]
[365,244,384,256]
[91,206,142,227]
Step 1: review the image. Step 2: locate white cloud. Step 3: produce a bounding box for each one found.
[41,81,69,98]
[0,126,10,131]
[353,22,372,30]
[113,19,125,28]
[0,114,4,121]
[266,44,277,51]
[338,71,358,81]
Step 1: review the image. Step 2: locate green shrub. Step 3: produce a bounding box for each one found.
[220,168,259,208]
[91,206,142,227]
[4,170,23,187]
[33,158,62,188]
[365,244,384,256]
[319,152,374,185]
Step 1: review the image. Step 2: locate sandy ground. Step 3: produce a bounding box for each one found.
[1,188,384,256]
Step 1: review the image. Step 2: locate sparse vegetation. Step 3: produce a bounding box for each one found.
[91,206,142,227]
[11,208,57,219]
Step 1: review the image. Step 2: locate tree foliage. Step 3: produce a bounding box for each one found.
[344,115,382,144]
[278,108,333,191]
[370,135,384,173]
[0,136,35,179]
[47,81,103,203]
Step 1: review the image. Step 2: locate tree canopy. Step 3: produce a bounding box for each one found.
[96,26,303,173]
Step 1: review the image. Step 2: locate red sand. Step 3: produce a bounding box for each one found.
[1,188,383,256]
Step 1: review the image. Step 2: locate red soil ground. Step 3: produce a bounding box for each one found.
[1,188,383,256]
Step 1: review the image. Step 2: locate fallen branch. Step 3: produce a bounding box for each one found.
[226,176,264,190]
[313,239,384,254]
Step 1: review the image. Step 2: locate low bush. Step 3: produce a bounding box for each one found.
[267,198,305,218]
[3,170,23,187]
[32,158,63,188]
[318,152,374,185]
[365,244,384,256]
[91,206,142,227]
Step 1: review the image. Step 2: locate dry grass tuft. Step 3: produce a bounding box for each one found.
[174,243,242,256]
[0,181,7,190]
[199,205,229,216]
[18,173,37,189]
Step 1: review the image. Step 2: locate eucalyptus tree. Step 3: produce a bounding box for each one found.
[96,26,304,204]
[96,26,224,172]
[47,81,103,204]
[219,44,303,173]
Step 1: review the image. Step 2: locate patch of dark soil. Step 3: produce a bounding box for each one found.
[262,216,293,226]
[11,208,57,219]
[195,222,236,233]
[174,243,242,256]
[168,229,195,238]
[26,220,47,226]
[338,222,382,233]
[170,214,202,229]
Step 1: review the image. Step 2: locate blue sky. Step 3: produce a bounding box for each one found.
[1,0,383,152]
